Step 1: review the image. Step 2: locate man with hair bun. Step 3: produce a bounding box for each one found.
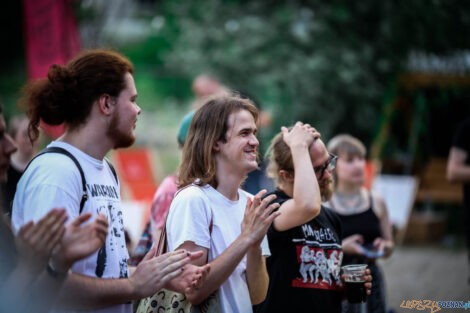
[12,49,208,313]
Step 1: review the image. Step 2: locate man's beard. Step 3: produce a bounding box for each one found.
[320,176,334,202]
[107,113,135,149]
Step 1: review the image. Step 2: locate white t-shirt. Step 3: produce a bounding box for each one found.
[166,184,270,313]
[12,141,131,313]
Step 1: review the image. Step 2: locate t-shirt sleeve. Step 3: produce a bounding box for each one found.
[12,157,83,234]
[13,184,79,233]
[453,119,470,152]
[166,188,212,251]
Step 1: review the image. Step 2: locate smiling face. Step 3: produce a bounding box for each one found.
[107,72,141,149]
[215,109,259,177]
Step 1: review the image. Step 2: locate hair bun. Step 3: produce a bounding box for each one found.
[43,64,79,124]
[47,64,78,92]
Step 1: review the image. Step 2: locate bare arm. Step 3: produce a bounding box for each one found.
[273,122,322,231]
[2,262,44,312]
[3,211,112,313]
[372,193,394,258]
[1,209,68,312]
[245,247,268,305]
[177,237,253,305]
[57,273,136,310]
[447,147,470,183]
[52,213,204,310]
[57,249,204,310]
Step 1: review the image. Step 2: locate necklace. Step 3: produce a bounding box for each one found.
[334,191,364,214]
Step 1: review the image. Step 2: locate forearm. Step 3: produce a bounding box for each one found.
[447,148,470,183]
[27,269,70,313]
[448,164,470,183]
[382,239,394,258]
[378,204,394,258]
[186,235,252,305]
[245,247,268,305]
[291,145,321,213]
[56,273,135,310]
[1,263,42,312]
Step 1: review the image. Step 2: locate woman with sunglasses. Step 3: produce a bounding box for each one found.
[325,134,394,313]
[255,123,371,313]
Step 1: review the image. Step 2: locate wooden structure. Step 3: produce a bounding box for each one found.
[416,157,462,205]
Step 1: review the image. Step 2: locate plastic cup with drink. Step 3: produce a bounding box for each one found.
[341,264,368,304]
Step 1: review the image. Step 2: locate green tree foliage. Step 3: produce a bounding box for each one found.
[145,0,470,145]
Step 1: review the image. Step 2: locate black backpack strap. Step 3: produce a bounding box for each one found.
[25,147,88,214]
[104,158,118,185]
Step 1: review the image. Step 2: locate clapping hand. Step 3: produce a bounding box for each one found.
[241,190,281,247]
[15,208,68,274]
[50,213,109,272]
[129,247,208,299]
[165,251,211,294]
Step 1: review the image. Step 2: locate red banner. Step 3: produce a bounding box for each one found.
[23,0,81,138]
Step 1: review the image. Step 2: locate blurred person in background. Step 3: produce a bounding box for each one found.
[191,74,229,110]
[2,115,39,214]
[130,110,195,265]
[447,113,470,284]
[256,123,371,313]
[0,106,17,187]
[11,49,208,313]
[326,134,393,313]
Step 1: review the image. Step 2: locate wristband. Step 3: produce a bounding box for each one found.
[46,262,69,280]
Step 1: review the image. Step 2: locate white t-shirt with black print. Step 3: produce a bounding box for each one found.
[12,141,131,313]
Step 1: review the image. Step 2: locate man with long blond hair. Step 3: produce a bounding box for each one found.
[166,94,280,313]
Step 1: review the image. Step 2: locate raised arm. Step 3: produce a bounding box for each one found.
[273,122,322,231]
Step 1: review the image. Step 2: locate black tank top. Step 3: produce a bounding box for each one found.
[330,193,382,264]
